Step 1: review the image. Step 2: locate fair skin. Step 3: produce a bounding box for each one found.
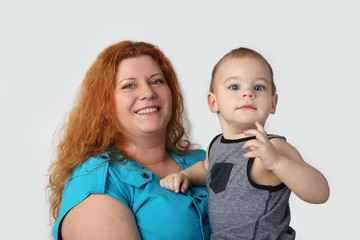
[62,56,181,239]
[160,56,330,204]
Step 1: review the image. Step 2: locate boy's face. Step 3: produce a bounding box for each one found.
[208,56,278,136]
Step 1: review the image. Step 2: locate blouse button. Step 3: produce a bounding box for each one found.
[141,173,149,178]
[199,194,207,198]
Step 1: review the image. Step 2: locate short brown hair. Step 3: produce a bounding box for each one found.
[210,47,276,95]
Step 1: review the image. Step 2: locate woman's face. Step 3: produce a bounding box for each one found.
[113,55,172,140]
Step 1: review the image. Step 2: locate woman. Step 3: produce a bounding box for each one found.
[48,41,210,240]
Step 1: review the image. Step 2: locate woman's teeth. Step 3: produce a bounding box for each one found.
[137,108,158,114]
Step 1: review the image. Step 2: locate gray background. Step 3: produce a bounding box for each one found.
[1,1,358,239]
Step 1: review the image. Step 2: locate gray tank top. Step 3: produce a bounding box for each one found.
[206,134,296,240]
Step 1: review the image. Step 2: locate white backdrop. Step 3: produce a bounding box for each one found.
[1,1,359,239]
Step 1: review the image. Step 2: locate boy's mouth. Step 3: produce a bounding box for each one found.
[238,104,257,110]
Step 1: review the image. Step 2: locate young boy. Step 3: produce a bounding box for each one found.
[160,47,330,239]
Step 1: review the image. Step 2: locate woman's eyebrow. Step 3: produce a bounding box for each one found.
[119,77,136,82]
[118,73,164,84]
[116,77,136,86]
[150,73,164,78]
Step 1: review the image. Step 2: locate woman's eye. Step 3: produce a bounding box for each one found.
[229,85,239,90]
[151,79,164,85]
[254,85,265,91]
[123,84,135,89]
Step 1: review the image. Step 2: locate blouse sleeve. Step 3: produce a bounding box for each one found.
[52,153,135,240]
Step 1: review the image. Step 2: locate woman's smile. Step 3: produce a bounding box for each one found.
[113,55,172,138]
[135,106,160,115]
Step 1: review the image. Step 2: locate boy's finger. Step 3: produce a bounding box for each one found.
[159,179,164,188]
[243,139,261,150]
[244,150,258,159]
[161,180,170,190]
[243,129,259,138]
[255,121,267,135]
[181,179,190,193]
[245,128,267,142]
[173,177,182,193]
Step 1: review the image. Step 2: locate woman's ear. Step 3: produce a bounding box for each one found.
[207,92,219,113]
[270,94,278,114]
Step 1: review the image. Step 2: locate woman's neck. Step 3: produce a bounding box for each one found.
[121,133,169,166]
[119,133,180,178]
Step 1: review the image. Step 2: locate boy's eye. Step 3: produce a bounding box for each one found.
[229,85,239,90]
[254,85,264,91]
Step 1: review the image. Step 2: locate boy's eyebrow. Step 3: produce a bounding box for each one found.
[223,76,270,84]
[256,77,271,84]
[223,76,240,83]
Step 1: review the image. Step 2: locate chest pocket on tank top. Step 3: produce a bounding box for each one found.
[209,163,234,194]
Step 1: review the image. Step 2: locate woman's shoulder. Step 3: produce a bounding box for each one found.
[186,149,206,161]
[71,152,137,178]
[53,152,111,239]
[170,149,206,168]
[70,153,110,178]
[53,151,136,239]
[58,152,115,208]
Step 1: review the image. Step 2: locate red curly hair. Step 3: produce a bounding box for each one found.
[48,40,191,224]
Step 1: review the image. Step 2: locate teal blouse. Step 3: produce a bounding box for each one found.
[53,150,210,240]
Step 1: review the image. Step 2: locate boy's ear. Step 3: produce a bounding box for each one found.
[207,92,219,113]
[270,94,278,114]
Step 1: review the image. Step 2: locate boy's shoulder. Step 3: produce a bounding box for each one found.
[267,134,286,141]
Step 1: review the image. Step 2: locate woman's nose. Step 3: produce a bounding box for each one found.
[139,83,156,100]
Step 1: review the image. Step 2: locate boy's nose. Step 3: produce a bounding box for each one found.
[242,89,254,98]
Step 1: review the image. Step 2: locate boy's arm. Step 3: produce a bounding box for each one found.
[182,157,209,186]
[243,121,330,204]
[160,157,208,193]
[269,138,329,204]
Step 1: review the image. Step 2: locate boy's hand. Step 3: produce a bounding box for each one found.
[160,173,190,193]
[242,121,282,171]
